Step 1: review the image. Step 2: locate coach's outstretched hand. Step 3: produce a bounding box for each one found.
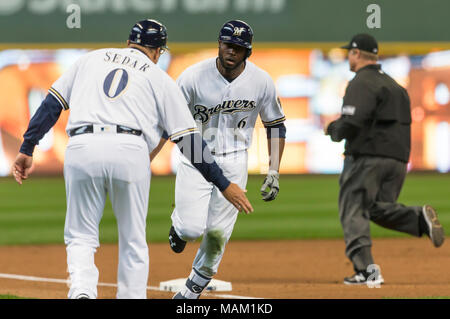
[12,153,33,185]
[222,183,254,214]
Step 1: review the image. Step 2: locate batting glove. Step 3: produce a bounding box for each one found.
[260,170,279,201]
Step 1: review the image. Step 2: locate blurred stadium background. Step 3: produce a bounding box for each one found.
[1,0,450,244]
[1,0,450,176]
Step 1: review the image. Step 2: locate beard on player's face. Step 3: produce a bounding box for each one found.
[218,42,246,71]
[218,53,245,71]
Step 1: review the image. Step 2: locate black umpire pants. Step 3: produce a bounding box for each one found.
[339,155,423,271]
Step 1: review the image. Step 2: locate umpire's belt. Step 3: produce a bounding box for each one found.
[68,124,142,137]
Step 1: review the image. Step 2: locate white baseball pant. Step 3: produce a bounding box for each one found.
[171,150,248,278]
[63,132,150,299]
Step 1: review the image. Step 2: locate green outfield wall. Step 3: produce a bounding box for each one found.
[0,0,449,44]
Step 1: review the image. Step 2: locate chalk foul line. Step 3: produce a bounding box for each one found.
[0,273,261,299]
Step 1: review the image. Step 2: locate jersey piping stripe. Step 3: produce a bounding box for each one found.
[262,116,286,127]
[169,127,198,141]
[48,87,69,110]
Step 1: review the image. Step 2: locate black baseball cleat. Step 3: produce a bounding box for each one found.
[169,225,186,253]
[422,205,445,247]
[343,271,384,286]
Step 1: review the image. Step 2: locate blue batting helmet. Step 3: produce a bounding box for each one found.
[218,20,253,58]
[128,19,168,50]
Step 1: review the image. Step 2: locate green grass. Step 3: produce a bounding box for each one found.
[384,296,450,299]
[0,173,449,245]
[0,294,30,299]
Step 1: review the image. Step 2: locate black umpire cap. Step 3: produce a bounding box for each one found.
[341,33,378,54]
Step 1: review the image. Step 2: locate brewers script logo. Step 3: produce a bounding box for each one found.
[233,27,246,36]
[193,100,256,124]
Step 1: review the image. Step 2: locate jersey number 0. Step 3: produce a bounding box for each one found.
[103,68,129,99]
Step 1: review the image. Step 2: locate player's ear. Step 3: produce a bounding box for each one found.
[126,40,130,46]
[153,48,161,62]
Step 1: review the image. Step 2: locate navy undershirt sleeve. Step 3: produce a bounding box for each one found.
[19,94,63,156]
[265,122,286,139]
[175,133,231,192]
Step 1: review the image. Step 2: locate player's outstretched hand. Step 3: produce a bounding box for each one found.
[260,170,279,201]
[222,183,254,214]
[12,153,33,185]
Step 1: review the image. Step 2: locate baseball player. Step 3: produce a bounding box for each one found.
[159,20,286,299]
[12,19,252,299]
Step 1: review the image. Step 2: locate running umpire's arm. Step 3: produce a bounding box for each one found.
[325,79,376,142]
[325,117,359,142]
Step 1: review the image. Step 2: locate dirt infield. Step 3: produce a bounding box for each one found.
[0,238,449,299]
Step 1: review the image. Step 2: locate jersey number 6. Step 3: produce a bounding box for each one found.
[237,117,248,129]
[103,68,129,99]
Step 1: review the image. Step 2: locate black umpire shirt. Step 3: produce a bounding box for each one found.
[327,64,411,163]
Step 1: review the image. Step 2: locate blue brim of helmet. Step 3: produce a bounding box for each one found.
[129,40,169,51]
[218,36,252,49]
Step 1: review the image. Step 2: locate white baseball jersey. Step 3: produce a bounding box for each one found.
[51,47,198,299]
[49,47,198,152]
[176,57,285,155]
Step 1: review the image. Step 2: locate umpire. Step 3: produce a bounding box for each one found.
[325,33,445,285]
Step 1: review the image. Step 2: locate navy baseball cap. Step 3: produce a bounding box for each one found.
[341,33,378,54]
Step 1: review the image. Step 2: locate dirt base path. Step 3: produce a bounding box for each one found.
[0,238,448,299]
